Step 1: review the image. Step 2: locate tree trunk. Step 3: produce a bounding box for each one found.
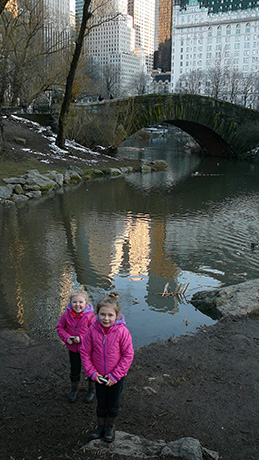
[56,0,92,149]
[0,0,10,148]
[0,116,4,151]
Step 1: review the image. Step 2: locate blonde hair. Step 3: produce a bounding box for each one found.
[69,285,89,304]
[96,291,121,315]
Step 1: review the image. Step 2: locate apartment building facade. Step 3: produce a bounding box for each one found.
[171,0,259,102]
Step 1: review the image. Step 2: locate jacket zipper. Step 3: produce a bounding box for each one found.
[103,333,106,374]
[102,326,115,375]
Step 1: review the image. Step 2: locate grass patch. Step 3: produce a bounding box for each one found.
[0,158,65,185]
[250,310,259,317]
[170,376,186,387]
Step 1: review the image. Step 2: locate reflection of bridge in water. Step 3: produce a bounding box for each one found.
[70,94,259,158]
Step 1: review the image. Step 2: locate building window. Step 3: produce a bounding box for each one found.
[236,24,241,34]
[226,25,231,35]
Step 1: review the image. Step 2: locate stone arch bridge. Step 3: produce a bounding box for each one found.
[69,94,259,158]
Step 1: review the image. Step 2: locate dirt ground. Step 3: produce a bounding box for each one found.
[0,314,258,460]
[0,115,259,460]
[0,114,135,173]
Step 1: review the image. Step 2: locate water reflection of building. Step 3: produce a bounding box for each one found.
[77,210,180,312]
[78,212,152,284]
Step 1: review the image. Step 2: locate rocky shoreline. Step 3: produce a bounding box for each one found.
[0,160,168,206]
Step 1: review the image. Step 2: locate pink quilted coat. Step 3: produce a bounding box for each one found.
[80,314,134,383]
[56,303,95,353]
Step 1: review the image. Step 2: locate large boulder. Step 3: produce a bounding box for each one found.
[82,431,219,459]
[24,170,57,191]
[191,279,259,319]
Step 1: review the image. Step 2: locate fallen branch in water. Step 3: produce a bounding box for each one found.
[155,282,190,303]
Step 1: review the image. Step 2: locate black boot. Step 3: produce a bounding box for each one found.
[89,417,105,440]
[85,378,95,403]
[103,417,116,443]
[68,375,80,403]
[68,385,78,402]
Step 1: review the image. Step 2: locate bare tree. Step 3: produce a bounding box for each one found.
[0,0,9,149]
[225,68,242,104]
[56,0,122,148]
[129,71,150,96]
[175,69,204,95]
[0,0,70,105]
[101,62,119,97]
[241,72,258,108]
[55,0,92,148]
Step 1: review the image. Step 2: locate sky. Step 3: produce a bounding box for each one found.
[70,0,75,12]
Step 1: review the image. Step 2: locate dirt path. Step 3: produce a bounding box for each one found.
[1,314,258,460]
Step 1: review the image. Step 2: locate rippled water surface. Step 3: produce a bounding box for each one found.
[1,130,259,347]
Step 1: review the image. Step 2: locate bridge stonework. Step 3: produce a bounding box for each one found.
[70,94,259,158]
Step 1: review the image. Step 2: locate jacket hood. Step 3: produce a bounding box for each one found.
[67,303,94,314]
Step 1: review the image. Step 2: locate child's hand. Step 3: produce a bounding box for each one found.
[105,375,115,387]
[96,374,106,384]
[74,336,80,344]
[67,337,74,345]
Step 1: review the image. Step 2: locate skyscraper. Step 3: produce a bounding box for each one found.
[75,0,84,24]
[84,0,146,96]
[128,0,156,71]
[43,0,70,47]
[154,0,172,71]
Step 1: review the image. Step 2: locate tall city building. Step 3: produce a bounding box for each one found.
[76,0,157,74]
[128,0,156,71]
[171,0,259,102]
[154,0,173,71]
[84,0,146,96]
[75,0,84,24]
[179,0,259,13]
[45,0,70,33]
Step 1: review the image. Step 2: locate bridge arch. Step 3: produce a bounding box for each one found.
[72,94,259,158]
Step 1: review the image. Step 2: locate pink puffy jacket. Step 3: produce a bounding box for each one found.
[81,314,134,383]
[56,303,95,353]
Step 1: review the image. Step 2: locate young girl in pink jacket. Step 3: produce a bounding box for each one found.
[81,292,134,443]
[56,287,95,403]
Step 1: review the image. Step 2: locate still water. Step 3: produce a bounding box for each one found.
[0,129,259,347]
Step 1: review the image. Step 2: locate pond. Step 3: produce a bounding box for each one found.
[1,127,259,347]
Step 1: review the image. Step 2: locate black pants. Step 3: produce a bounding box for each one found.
[69,351,81,382]
[95,378,124,418]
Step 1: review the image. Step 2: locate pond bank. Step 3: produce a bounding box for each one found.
[0,115,167,205]
[0,311,258,460]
